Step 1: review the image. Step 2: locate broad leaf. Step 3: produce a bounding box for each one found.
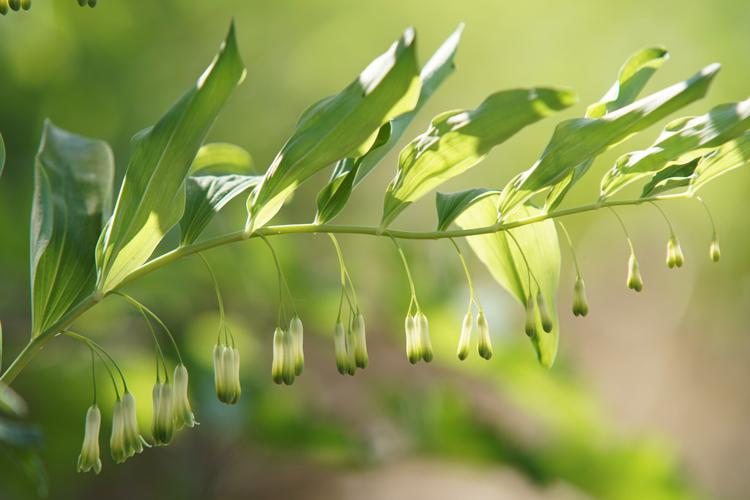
[601,97,750,197]
[454,193,561,367]
[640,157,700,197]
[247,28,421,232]
[498,63,720,217]
[180,174,261,245]
[689,131,750,193]
[96,23,245,292]
[189,142,253,175]
[435,188,499,231]
[315,24,464,224]
[381,87,577,228]
[30,121,114,337]
[545,47,669,210]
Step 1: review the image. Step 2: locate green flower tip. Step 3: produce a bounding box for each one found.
[416,313,433,363]
[172,364,197,430]
[666,235,685,269]
[151,382,174,446]
[271,320,303,385]
[627,253,643,292]
[213,344,241,403]
[8,0,19,11]
[77,405,102,475]
[290,316,305,376]
[524,293,538,338]
[456,311,472,361]
[572,276,589,317]
[20,0,29,10]
[536,291,553,333]
[476,310,493,360]
[110,393,148,464]
[333,322,350,375]
[353,313,368,369]
[710,237,721,263]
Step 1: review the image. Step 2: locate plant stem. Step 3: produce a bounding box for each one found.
[0,192,690,385]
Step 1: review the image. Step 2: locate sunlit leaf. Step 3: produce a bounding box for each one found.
[689,131,750,193]
[601,97,750,197]
[30,121,114,337]
[315,24,464,224]
[454,193,561,367]
[546,47,669,210]
[499,63,720,217]
[189,142,253,175]
[180,174,261,245]
[381,87,577,228]
[640,157,700,197]
[96,23,245,292]
[435,188,499,231]
[247,28,421,232]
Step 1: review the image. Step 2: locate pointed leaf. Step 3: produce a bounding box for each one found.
[30,121,114,336]
[247,28,421,232]
[546,47,669,210]
[189,142,253,175]
[381,87,577,228]
[601,97,750,197]
[499,63,720,217]
[689,131,750,193]
[180,174,261,245]
[454,193,561,367]
[640,157,700,197]
[96,24,245,292]
[435,188,499,231]
[315,24,465,224]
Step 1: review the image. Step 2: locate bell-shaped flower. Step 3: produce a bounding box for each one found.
[710,235,721,263]
[151,382,174,446]
[536,291,553,333]
[572,276,589,317]
[110,392,148,463]
[172,364,197,430]
[353,313,368,369]
[289,316,305,376]
[416,312,433,362]
[477,310,493,360]
[404,314,420,364]
[214,344,241,404]
[524,293,538,338]
[77,405,102,474]
[456,311,473,361]
[627,253,643,292]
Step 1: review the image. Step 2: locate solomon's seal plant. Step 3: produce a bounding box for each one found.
[0,20,748,477]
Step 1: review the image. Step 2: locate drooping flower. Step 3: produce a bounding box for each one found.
[172,364,197,430]
[352,313,368,369]
[151,382,174,446]
[111,392,148,463]
[404,314,420,364]
[289,316,305,376]
[456,311,473,361]
[416,312,433,362]
[710,236,721,262]
[666,235,685,268]
[477,310,493,360]
[572,276,589,317]
[524,293,538,338]
[536,291,553,333]
[77,405,102,474]
[271,328,285,384]
[333,321,351,375]
[110,399,126,463]
[627,253,643,292]
[214,344,241,404]
[282,327,296,385]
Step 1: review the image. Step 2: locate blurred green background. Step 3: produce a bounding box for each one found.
[1,0,749,499]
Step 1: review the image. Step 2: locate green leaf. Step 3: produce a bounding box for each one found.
[381,87,577,228]
[189,142,253,175]
[315,24,464,224]
[545,47,669,210]
[96,23,245,292]
[180,174,261,245]
[435,188,499,231]
[30,121,114,336]
[0,382,27,417]
[601,97,750,197]
[0,132,5,180]
[640,157,700,197]
[689,131,750,193]
[247,28,421,232]
[498,63,720,217]
[454,193,561,367]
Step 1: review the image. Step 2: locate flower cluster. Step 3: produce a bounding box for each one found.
[214,343,241,403]
[271,316,305,385]
[333,313,368,375]
[0,0,30,15]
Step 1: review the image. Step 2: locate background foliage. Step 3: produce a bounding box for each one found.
[1,0,749,498]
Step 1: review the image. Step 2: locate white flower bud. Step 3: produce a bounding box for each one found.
[172,364,197,430]
[215,344,241,403]
[77,405,102,474]
[536,291,553,333]
[404,315,419,364]
[524,294,538,338]
[353,313,368,369]
[151,382,174,446]
[333,322,350,375]
[282,328,296,385]
[289,316,305,376]
[710,237,721,263]
[477,311,493,360]
[416,313,433,362]
[572,276,589,317]
[627,253,643,292]
[456,311,473,361]
[272,328,284,384]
